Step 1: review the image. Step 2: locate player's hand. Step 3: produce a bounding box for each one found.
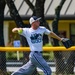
[12,28,23,33]
[12,28,18,33]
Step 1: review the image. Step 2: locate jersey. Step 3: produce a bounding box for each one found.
[20,26,51,51]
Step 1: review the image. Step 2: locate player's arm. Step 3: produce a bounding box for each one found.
[49,31,73,48]
[12,28,23,34]
[49,31,62,41]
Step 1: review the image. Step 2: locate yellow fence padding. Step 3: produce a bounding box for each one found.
[0,46,75,52]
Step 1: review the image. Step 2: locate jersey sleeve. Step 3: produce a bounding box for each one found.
[44,27,51,35]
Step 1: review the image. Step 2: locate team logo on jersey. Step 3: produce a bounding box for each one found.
[30,33,42,43]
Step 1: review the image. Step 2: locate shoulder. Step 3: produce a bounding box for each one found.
[20,28,30,35]
[23,28,30,31]
[39,26,46,29]
[22,28,30,34]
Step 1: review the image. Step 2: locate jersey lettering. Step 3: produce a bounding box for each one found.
[30,33,42,44]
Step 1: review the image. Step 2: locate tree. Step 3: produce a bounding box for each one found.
[0,0,6,74]
[52,0,66,74]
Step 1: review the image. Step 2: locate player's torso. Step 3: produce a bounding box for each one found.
[23,27,45,51]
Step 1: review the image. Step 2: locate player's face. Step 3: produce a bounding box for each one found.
[35,20,40,26]
[33,20,40,28]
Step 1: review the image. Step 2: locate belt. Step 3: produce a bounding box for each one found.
[34,51,42,53]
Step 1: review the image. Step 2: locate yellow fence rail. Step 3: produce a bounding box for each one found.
[0,46,75,51]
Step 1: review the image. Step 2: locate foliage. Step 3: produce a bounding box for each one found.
[44,43,53,47]
[6,52,23,60]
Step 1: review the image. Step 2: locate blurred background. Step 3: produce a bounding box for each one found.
[0,0,75,75]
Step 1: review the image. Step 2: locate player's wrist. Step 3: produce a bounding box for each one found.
[60,38,64,41]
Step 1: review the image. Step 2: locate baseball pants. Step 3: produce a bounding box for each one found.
[11,51,52,75]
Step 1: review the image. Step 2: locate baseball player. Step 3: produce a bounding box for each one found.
[11,16,63,75]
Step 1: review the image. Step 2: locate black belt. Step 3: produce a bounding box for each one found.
[34,51,42,53]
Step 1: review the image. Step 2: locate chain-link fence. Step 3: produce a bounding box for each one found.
[0,47,75,75]
[0,47,72,75]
